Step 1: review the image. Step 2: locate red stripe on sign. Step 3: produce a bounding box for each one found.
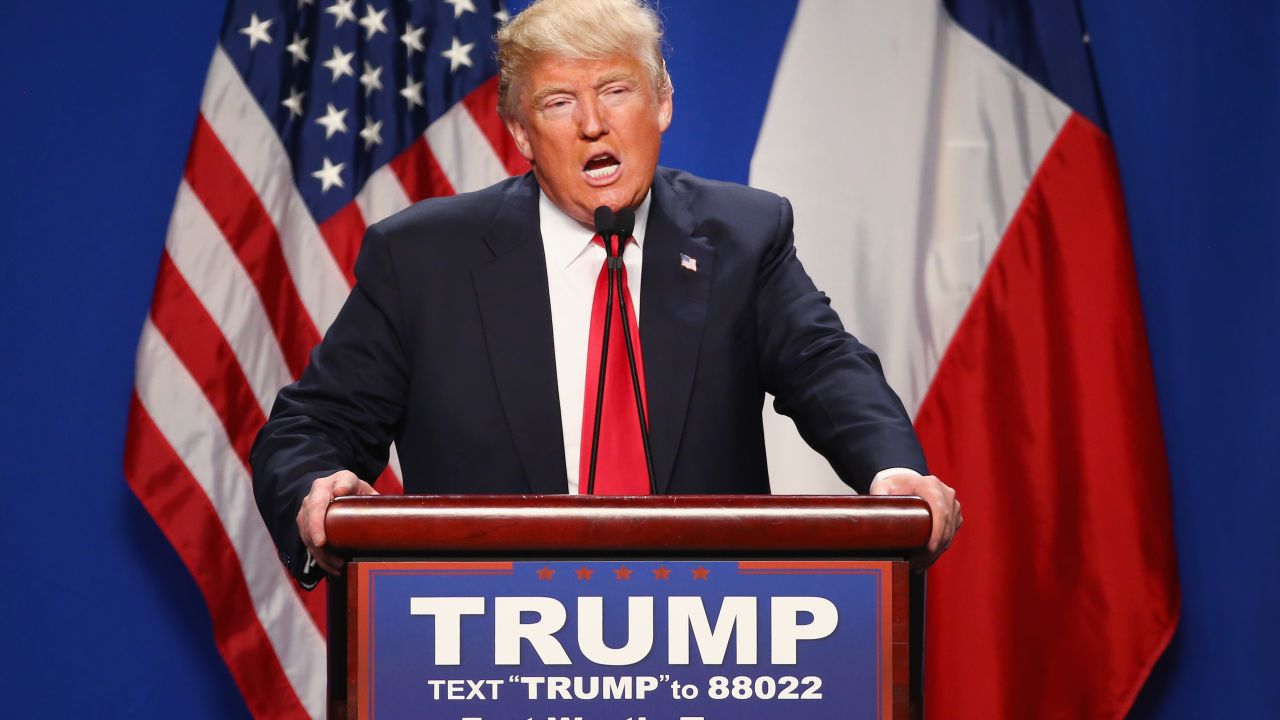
[148,252,266,465]
[462,76,532,176]
[124,395,312,720]
[185,114,323,379]
[319,201,367,289]
[917,113,1180,719]
[389,135,456,203]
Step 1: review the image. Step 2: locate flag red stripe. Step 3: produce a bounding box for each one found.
[389,135,456,203]
[462,76,532,176]
[124,395,311,720]
[185,115,323,379]
[917,113,1180,718]
[318,201,367,288]
[148,257,331,637]
[148,252,266,464]
[375,465,403,495]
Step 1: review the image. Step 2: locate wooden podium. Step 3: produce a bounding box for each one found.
[325,494,931,719]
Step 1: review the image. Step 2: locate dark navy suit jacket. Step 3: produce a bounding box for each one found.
[251,168,926,583]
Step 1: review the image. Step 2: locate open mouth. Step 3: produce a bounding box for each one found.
[583,153,621,180]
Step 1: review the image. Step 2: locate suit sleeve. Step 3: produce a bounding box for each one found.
[250,223,409,585]
[754,196,928,493]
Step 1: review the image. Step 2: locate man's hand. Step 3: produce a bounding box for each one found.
[869,473,961,567]
[296,470,379,575]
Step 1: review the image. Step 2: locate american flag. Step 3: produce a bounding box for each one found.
[123,1,526,717]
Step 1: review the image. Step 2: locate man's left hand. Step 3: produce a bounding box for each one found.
[869,473,962,567]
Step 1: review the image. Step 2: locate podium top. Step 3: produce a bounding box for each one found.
[325,494,931,558]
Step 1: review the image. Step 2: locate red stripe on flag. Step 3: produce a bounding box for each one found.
[185,115,323,379]
[319,201,366,289]
[148,252,266,464]
[375,465,403,495]
[124,395,312,720]
[147,257,331,636]
[462,76,532,176]
[917,113,1180,719]
[389,136,456,203]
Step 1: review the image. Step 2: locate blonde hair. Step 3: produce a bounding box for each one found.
[496,0,673,119]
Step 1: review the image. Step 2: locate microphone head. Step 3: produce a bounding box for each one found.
[615,207,636,239]
[593,206,615,237]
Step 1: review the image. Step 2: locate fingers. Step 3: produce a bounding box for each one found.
[295,470,375,576]
[870,473,962,561]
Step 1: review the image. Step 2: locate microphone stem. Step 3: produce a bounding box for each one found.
[614,248,656,494]
[585,234,617,495]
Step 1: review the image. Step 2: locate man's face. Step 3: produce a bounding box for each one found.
[505,53,673,227]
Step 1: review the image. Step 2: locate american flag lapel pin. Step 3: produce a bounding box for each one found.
[680,253,698,272]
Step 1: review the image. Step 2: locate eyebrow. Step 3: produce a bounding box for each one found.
[529,71,641,107]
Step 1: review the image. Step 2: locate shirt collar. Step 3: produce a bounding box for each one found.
[539,189,652,270]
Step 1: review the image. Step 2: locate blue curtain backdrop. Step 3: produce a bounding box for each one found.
[0,1,1275,717]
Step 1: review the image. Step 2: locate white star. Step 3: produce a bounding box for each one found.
[312,157,346,193]
[494,6,510,24]
[360,116,384,149]
[358,4,389,40]
[359,62,384,97]
[315,102,349,139]
[401,76,424,108]
[281,86,306,118]
[285,32,309,65]
[441,36,475,73]
[445,0,477,19]
[239,13,274,50]
[322,46,355,82]
[401,22,426,57]
[325,0,357,28]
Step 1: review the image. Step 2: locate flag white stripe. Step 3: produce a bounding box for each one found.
[752,0,1070,493]
[165,181,294,414]
[135,319,327,718]
[201,46,350,335]
[355,163,413,227]
[425,100,510,193]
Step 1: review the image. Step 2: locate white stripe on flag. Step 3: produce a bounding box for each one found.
[134,319,327,718]
[425,99,510,193]
[165,180,294,413]
[201,46,350,335]
[354,162,413,227]
[751,0,1070,492]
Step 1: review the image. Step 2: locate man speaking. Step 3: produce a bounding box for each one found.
[251,0,961,588]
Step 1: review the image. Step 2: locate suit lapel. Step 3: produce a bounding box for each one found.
[641,172,715,493]
[472,175,569,494]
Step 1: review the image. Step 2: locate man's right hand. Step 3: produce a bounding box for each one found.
[296,470,379,575]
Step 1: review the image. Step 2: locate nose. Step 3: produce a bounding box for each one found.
[576,96,609,140]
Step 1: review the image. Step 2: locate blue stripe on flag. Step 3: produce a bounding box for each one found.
[944,0,1106,129]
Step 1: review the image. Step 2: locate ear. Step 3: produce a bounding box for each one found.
[504,116,535,162]
[657,90,673,134]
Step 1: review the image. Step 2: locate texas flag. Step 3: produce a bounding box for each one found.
[752,2,1180,717]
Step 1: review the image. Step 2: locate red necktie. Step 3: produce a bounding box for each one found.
[579,234,650,495]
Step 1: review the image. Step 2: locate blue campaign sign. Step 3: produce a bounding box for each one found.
[354,560,893,719]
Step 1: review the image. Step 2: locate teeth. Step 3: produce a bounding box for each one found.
[585,163,619,179]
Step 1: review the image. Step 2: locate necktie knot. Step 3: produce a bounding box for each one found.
[592,233,632,257]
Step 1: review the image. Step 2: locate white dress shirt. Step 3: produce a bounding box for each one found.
[540,190,651,494]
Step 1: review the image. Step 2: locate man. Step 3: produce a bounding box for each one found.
[251,0,961,588]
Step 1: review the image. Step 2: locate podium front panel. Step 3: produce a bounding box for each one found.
[348,558,908,719]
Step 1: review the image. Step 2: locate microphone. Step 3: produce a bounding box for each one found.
[593,206,615,241]
[585,206,619,495]
[609,207,656,494]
